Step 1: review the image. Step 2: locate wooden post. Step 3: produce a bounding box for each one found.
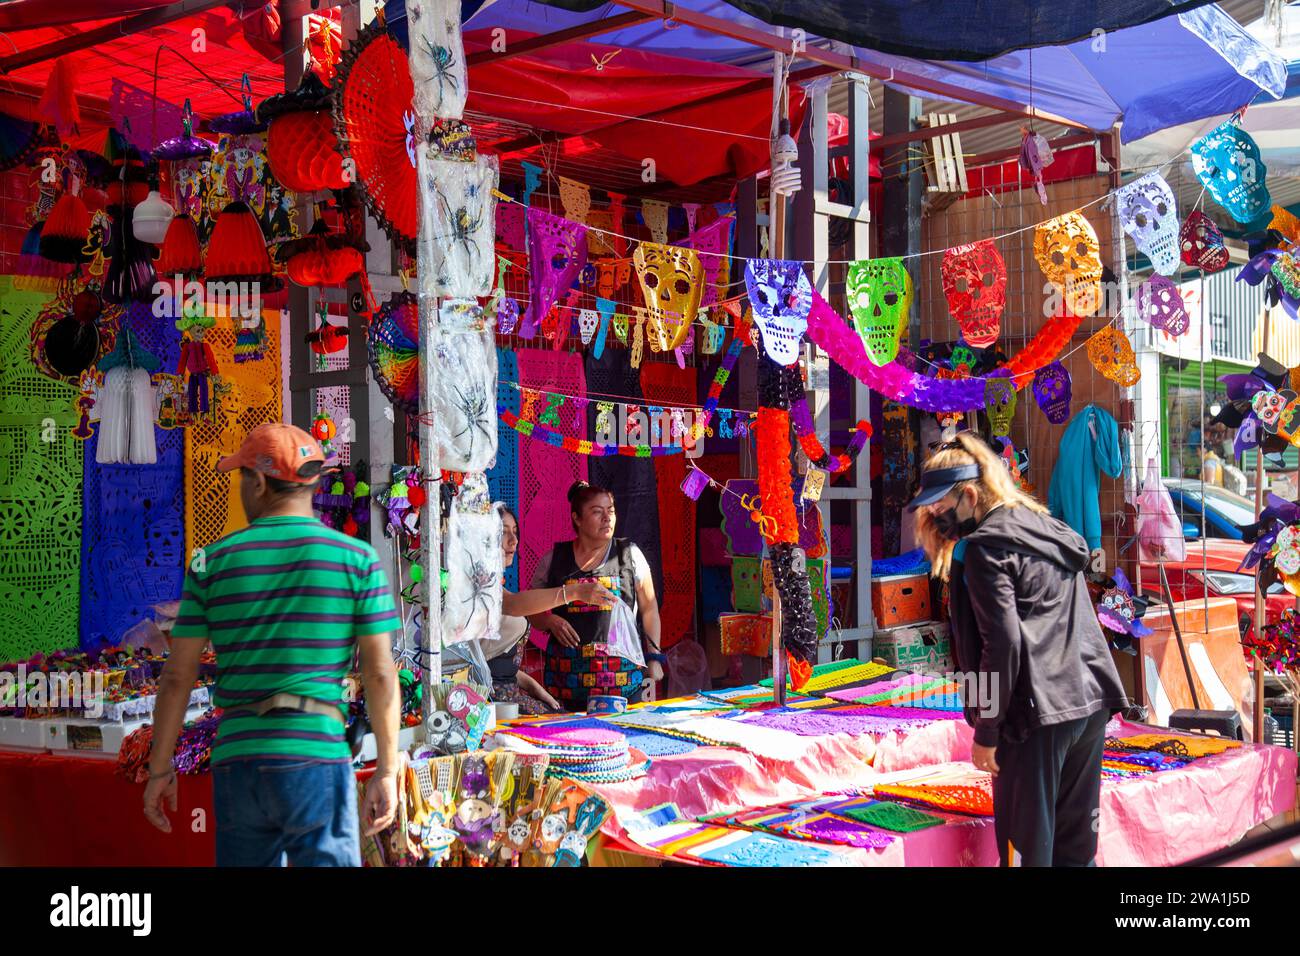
[1251,308,1271,743]
[769,61,788,707]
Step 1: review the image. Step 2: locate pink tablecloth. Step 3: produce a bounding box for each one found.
[594,717,1296,866]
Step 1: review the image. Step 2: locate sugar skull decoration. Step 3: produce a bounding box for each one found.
[1273,391,1300,443]
[495,296,519,335]
[1254,388,1288,431]
[633,242,703,353]
[949,344,977,375]
[1190,120,1270,224]
[1032,361,1072,424]
[1086,326,1140,387]
[578,309,600,345]
[1179,211,1230,273]
[744,258,812,367]
[1136,275,1190,338]
[1034,212,1103,317]
[847,257,913,366]
[983,375,1016,437]
[941,240,1006,347]
[1271,252,1300,301]
[1114,172,1178,276]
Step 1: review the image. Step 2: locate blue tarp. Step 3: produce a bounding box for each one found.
[457,1,1285,140]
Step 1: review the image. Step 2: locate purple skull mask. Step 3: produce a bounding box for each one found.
[1137,276,1190,338]
[1115,172,1178,276]
[1032,361,1072,424]
[744,258,811,366]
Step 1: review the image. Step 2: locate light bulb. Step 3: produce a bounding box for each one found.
[1209,402,1222,417]
[133,189,174,244]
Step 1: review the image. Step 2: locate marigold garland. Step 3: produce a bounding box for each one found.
[756,406,798,545]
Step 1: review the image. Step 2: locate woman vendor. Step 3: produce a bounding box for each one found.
[528,481,665,711]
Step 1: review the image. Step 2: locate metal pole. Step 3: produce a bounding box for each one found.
[1251,307,1271,743]
[769,57,787,706]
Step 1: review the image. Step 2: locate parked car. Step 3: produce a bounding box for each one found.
[1143,538,1291,638]
[1163,479,1258,541]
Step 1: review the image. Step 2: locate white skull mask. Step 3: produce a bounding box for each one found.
[1115,172,1178,276]
[578,308,600,345]
[744,258,811,366]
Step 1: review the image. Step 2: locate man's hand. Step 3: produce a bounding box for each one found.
[142,772,178,833]
[644,660,664,684]
[360,770,398,836]
[971,742,1000,776]
[542,613,581,648]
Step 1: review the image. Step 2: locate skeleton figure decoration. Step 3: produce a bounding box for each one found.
[847,257,913,366]
[1179,211,1230,272]
[1031,361,1072,424]
[419,152,498,299]
[744,259,812,367]
[633,242,704,353]
[1034,211,1103,317]
[1190,120,1270,224]
[431,300,499,471]
[940,240,1006,347]
[441,473,503,651]
[983,375,1016,437]
[1136,275,1190,338]
[1114,172,1179,276]
[1086,326,1141,387]
[406,0,467,123]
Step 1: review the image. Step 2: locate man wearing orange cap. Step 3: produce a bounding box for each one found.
[142,422,402,866]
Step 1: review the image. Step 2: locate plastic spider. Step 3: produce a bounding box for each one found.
[448,378,493,460]
[421,40,461,112]
[434,186,485,279]
[461,556,496,630]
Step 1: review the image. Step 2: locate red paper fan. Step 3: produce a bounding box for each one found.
[333,19,417,250]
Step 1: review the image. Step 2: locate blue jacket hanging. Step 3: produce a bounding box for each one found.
[1047,404,1123,550]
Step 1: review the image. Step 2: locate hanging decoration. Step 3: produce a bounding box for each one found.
[983,375,1016,436]
[1179,210,1229,273]
[407,0,468,123]
[630,308,646,368]
[1113,171,1179,275]
[39,191,92,263]
[1190,119,1270,224]
[36,291,104,381]
[558,176,592,224]
[744,259,811,367]
[1018,129,1054,205]
[1086,326,1141,386]
[1034,211,1102,317]
[442,473,502,647]
[1249,608,1300,673]
[847,257,913,366]
[941,240,1006,348]
[1136,275,1190,338]
[419,153,498,298]
[578,309,600,346]
[153,100,213,162]
[523,207,587,339]
[368,290,420,413]
[686,216,734,307]
[205,200,277,285]
[633,242,704,353]
[333,18,419,248]
[156,212,203,277]
[431,300,498,472]
[276,214,367,287]
[1031,361,1072,424]
[592,297,614,359]
[258,72,349,193]
[641,198,670,244]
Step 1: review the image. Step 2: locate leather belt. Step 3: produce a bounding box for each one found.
[245,692,346,726]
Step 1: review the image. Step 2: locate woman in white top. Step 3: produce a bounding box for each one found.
[482,504,615,713]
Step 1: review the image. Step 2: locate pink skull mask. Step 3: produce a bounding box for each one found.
[941,240,1006,348]
[1137,276,1190,338]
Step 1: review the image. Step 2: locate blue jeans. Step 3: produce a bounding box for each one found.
[212,759,360,867]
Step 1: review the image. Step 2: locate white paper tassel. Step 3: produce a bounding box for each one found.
[95,367,129,464]
[128,366,157,464]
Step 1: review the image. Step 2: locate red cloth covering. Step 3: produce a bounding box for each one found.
[0,749,215,866]
[639,362,698,649]
[467,33,807,187]
[964,143,1098,198]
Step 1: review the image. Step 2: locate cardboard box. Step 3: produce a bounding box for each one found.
[871,573,931,627]
[872,621,952,674]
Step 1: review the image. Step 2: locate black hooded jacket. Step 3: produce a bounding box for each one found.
[948,504,1129,748]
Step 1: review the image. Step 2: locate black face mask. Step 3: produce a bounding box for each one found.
[932,506,978,542]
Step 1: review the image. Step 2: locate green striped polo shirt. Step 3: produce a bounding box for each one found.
[172,515,400,765]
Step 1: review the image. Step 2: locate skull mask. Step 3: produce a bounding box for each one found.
[1035,212,1103,317]
[1191,120,1270,224]
[1086,326,1140,386]
[1271,252,1300,300]
[578,308,599,345]
[950,344,977,375]
[1255,388,1287,430]
[1274,391,1300,441]
[744,259,811,366]
[847,257,913,366]
[633,242,703,352]
[984,375,1016,436]
[1115,172,1179,276]
[1032,361,1073,424]
[496,296,519,335]
[941,240,1006,347]
[1137,275,1190,338]
[1179,211,1230,272]
[701,314,726,354]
